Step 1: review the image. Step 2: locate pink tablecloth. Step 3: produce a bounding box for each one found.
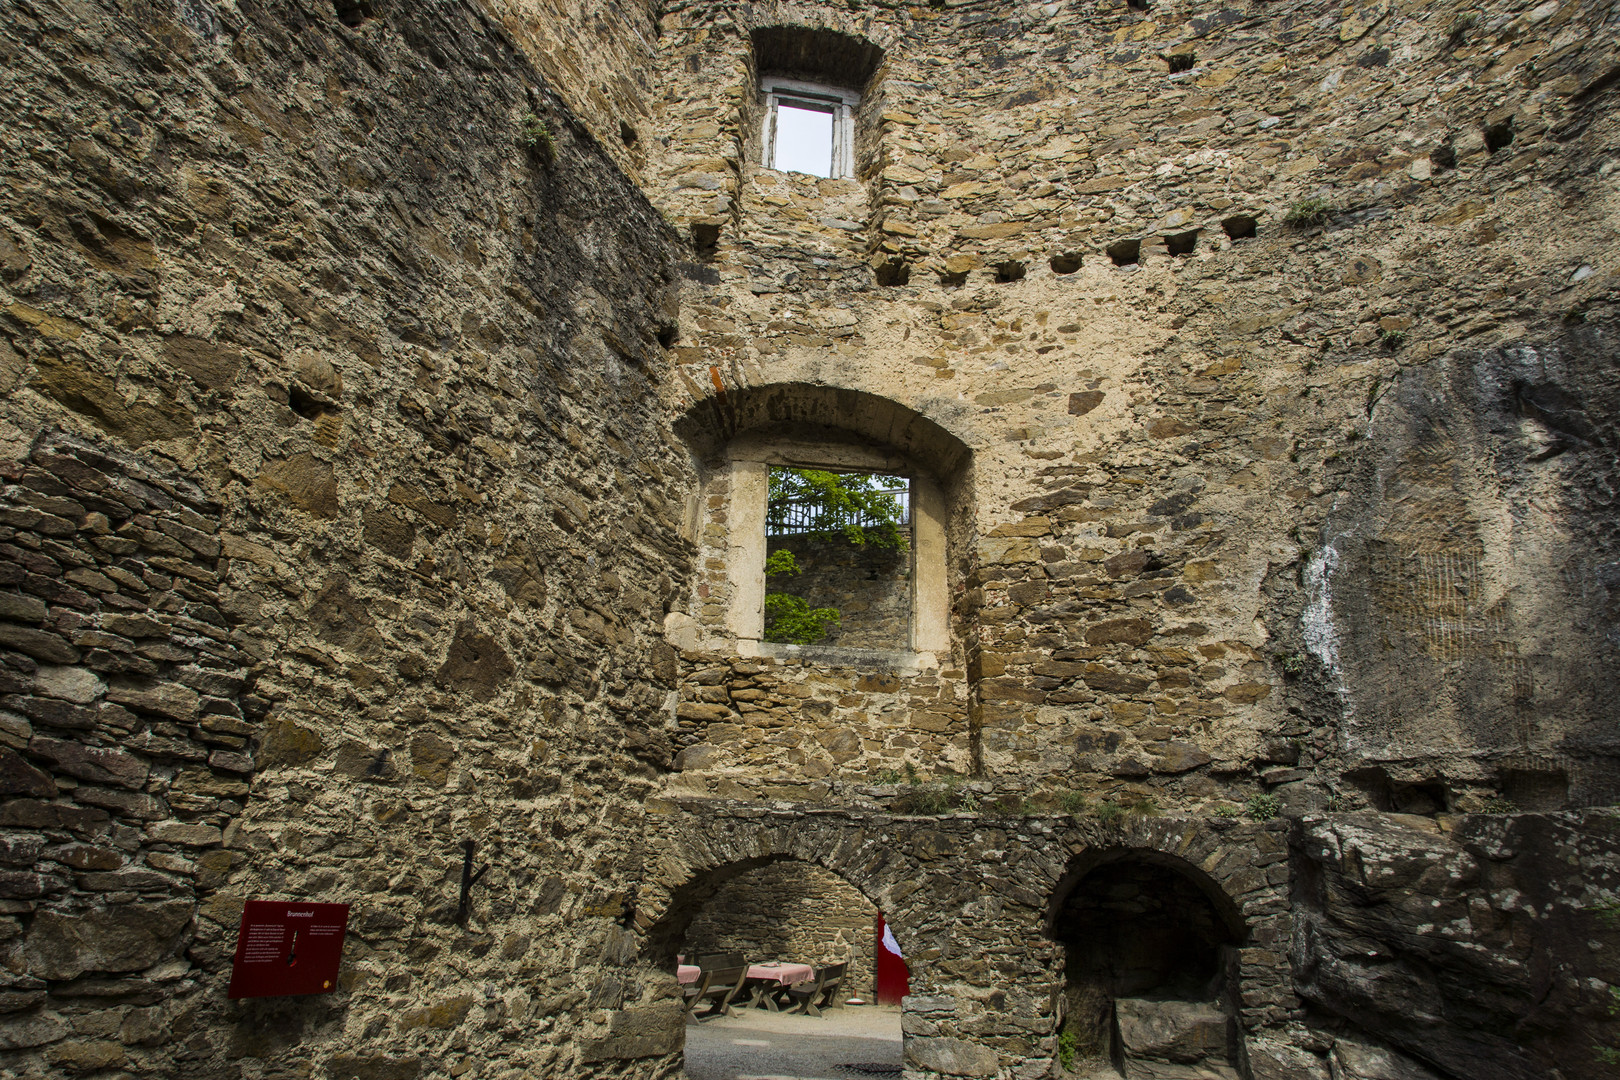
[678,961,815,986]
[746,962,815,986]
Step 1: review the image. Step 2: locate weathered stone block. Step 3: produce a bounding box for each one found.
[105,682,199,722]
[22,900,192,980]
[256,453,338,518]
[1116,998,1228,1064]
[0,593,47,623]
[434,622,513,701]
[28,736,148,789]
[906,1035,1000,1077]
[0,745,55,797]
[32,665,105,705]
[324,1054,422,1080]
[579,1000,684,1061]
[0,625,79,664]
[146,822,222,847]
[258,718,325,767]
[0,799,108,834]
[0,1010,68,1049]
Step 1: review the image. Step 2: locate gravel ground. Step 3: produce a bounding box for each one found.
[682,1004,903,1080]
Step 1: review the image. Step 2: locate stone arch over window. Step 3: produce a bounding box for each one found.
[671,382,973,667]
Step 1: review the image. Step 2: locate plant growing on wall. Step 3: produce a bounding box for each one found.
[763,468,909,645]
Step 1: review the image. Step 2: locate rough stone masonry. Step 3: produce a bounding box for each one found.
[0,0,1615,1078]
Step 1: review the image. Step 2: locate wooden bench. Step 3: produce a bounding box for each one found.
[683,952,749,1024]
[782,961,847,1018]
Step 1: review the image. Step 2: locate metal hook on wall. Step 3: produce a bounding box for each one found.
[456,839,490,927]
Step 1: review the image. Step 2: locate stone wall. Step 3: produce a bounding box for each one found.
[0,432,249,1072]
[671,650,972,794]
[0,0,1615,1077]
[0,1,690,1076]
[683,861,877,996]
[647,0,1620,816]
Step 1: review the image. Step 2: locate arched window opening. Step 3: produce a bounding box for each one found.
[672,383,971,669]
[1050,853,1244,1079]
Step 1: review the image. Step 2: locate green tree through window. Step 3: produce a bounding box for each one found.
[764,469,909,645]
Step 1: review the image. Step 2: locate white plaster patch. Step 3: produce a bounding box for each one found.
[1301,540,1346,693]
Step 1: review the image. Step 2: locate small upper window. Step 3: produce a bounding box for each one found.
[762,78,858,179]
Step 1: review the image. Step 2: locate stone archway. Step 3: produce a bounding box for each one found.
[613,804,1293,1078]
[640,810,933,968]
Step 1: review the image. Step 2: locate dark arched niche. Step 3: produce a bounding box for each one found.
[1045,847,1248,943]
[1047,849,1247,1072]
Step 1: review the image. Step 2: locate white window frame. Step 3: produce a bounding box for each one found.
[760,77,859,179]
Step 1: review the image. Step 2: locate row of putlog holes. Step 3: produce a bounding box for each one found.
[871,215,1258,288]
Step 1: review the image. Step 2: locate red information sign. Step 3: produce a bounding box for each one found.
[227,901,350,999]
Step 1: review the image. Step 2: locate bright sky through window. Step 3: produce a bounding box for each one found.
[773,101,834,177]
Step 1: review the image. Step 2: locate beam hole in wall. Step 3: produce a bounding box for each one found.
[938,266,969,287]
[1127,0,1152,10]
[1049,851,1244,1078]
[657,323,680,348]
[1050,251,1083,274]
[1346,768,1449,815]
[1221,215,1257,240]
[1165,230,1199,256]
[1430,142,1457,171]
[287,385,332,421]
[1106,238,1141,267]
[1166,52,1195,73]
[874,258,910,287]
[620,121,638,146]
[994,260,1026,283]
[1483,118,1515,153]
[691,222,721,260]
[333,0,376,27]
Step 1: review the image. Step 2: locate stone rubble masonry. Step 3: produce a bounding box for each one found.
[0,1,690,1077]
[0,0,1615,1077]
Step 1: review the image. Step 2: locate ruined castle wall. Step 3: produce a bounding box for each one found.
[649,0,1620,816]
[0,0,1615,1077]
[0,1,690,1076]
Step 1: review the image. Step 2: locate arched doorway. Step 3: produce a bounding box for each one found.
[644,854,906,1080]
[1048,849,1246,1079]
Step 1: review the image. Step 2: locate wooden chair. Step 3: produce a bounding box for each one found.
[782,962,847,1018]
[683,952,748,1023]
